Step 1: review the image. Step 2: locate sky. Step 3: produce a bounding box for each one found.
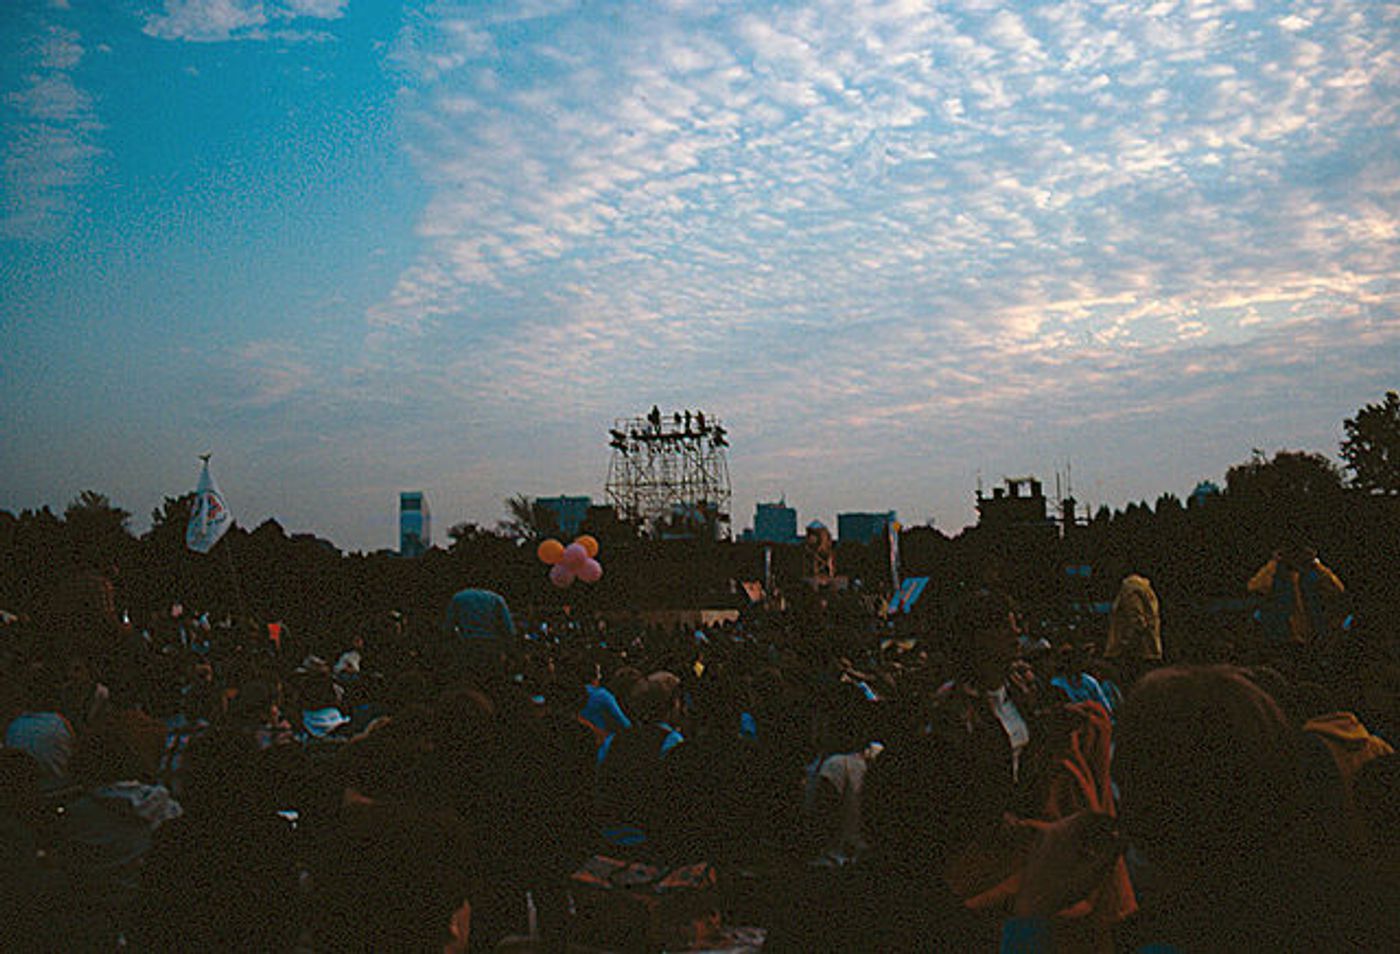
[1,0,1397,553]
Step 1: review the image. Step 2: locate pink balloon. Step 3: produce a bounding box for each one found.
[577,558,603,583]
[562,543,588,569]
[549,563,575,588]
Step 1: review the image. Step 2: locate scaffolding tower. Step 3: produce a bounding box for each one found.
[605,407,732,538]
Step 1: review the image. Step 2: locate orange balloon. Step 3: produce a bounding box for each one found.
[574,534,600,558]
[537,538,565,565]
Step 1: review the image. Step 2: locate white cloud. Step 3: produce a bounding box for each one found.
[272,0,1400,538]
[1,23,101,239]
[38,26,84,69]
[143,0,268,42]
[142,0,346,43]
[279,0,347,18]
[233,341,316,407]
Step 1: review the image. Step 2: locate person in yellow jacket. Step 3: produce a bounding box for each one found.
[1105,573,1161,686]
[1302,710,1393,856]
[1247,546,1344,645]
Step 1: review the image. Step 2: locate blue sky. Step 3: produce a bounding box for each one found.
[2,0,1397,552]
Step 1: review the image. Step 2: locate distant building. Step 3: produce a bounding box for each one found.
[976,477,1052,529]
[805,521,837,582]
[1059,495,1080,533]
[753,499,799,544]
[1189,480,1222,508]
[535,495,592,538]
[837,511,897,545]
[659,500,727,541]
[399,492,430,556]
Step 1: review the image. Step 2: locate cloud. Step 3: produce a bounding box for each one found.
[279,0,346,18]
[58,0,1384,545]
[1,23,102,240]
[230,340,316,407]
[142,0,269,42]
[381,12,1388,341]
[141,0,345,43]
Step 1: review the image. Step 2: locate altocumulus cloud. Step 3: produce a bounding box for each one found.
[142,0,347,44]
[365,2,1398,442]
[126,0,1396,538]
[1,17,102,240]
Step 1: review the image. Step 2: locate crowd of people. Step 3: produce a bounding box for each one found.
[1,547,1396,952]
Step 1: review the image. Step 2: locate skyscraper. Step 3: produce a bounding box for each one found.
[399,492,430,556]
[753,499,799,544]
[534,495,592,538]
[837,511,897,545]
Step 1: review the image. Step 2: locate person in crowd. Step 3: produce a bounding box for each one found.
[291,666,352,746]
[129,728,298,951]
[228,677,296,749]
[1105,571,1161,687]
[1048,643,1116,717]
[606,664,645,710]
[931,588,1046,820]
[595,670,687,853]
[1085,657,1125,715]
[59,653,110,736]
[575,653,632,739]
[801,681,876,869]
[47,552,132,669]
[495,678,598,954]
[660,658,766,865]
[762,679,880,953]
[56,713,182,948]
[443,587,515,679]
[0,748,66,953]
[426,686,518,948]
[1353,755,1398,899]
[313,800,477,953]
[1248,542,1344,646]
[860,725,999,951]
[1295,681,1394,857]
[4,662,76,794]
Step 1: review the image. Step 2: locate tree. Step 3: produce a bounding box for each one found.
[446,521,500,553]
[1341,390,1400,494]
[497,494,559,542]
[65,490,131,531]
[63,490,134,565]
[1225,449,1343,502]
[149,493,196,532]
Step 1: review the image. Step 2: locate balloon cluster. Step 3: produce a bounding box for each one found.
[537,535,603,588]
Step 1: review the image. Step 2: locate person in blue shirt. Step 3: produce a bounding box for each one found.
[580,669,631,737]
[1048,644,1116,718]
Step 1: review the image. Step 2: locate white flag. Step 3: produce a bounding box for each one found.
[186,457,232,553]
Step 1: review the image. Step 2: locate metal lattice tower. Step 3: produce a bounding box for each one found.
[605,407,732,538]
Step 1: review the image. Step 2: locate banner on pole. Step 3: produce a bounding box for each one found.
[886,576,929,615]
[186,456,232,554]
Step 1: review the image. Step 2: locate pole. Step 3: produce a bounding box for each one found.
[888,520,901,597]
[220,531,251,624]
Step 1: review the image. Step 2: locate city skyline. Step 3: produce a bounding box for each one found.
[3,1,1397,553]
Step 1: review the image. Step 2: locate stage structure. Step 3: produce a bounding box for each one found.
[606,407,732,539]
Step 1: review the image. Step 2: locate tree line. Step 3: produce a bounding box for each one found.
[1,392,1396,657]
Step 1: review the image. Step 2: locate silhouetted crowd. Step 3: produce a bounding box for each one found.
[1,557,1396,952]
